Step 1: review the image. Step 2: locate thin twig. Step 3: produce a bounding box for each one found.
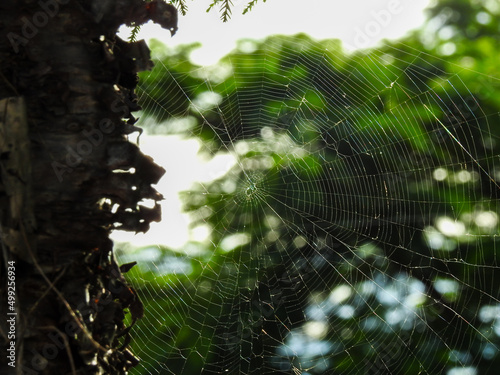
[28,267,67,314]
[40,326,77,375]
[20,222,106,353]
[0,71,19,96]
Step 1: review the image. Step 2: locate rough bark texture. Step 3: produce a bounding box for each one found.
[0,0,177,373]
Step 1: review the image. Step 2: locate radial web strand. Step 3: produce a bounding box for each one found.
[116,35,500,375]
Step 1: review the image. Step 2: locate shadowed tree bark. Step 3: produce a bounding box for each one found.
[0,0,177,373]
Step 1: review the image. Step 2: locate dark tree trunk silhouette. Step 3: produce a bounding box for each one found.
[0,1,177,373]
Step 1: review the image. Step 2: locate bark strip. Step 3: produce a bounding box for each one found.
[0,1,178,373]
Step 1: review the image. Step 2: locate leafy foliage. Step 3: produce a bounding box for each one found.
[122,1,500,374]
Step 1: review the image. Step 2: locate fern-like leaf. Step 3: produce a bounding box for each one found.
[170,0,189,16]
[128,24,141,42]
[219,0,233,22]
[207,0,234,22]
[243,0,265,15]
[206,0,218,13]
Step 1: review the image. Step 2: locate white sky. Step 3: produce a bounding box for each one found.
[121,0,431,65]
[112,0,432,250]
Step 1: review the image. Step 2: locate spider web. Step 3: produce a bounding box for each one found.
[116,35,500,375]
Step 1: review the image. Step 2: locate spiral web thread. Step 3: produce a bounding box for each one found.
[118,36,500,375]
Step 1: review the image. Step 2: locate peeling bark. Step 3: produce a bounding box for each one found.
[0,1,177,373]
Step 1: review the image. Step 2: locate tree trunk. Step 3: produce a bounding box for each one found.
[0,1,177,373]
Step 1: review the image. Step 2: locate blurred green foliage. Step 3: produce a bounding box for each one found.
[121,0,500,374]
